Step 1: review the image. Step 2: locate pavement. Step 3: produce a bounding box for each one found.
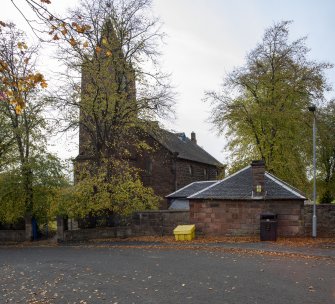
[1,242,335,304]
[3,237,335,259]
[64,238,335,259]
[1,238,334,303]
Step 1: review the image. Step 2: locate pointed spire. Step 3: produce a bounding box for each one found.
[99,18,122,58]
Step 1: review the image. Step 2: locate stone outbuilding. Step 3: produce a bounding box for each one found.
[188,160,306,236]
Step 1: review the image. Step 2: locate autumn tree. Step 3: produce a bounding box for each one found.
[0,23,65,223]
[0,155,68,224]
[317,101,335,203]
[45,0,171,217]
[205,21,332,191]
[50,160,158,219]
[53,0,173,163]
[4,0,83,41]
[4,0,167,217]
[0,109,16,171]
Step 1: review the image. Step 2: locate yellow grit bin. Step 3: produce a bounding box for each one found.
[173,225,195,241]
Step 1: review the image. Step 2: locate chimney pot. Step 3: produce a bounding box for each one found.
[191,131,197,144]
[251,160,265,198]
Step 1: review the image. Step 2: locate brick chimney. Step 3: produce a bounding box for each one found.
[251,160,265,198]
[191,131,197,144]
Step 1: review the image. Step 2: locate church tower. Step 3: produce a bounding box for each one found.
[78,18,137,159]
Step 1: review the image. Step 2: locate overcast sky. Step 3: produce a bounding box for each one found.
[2,0,335,166]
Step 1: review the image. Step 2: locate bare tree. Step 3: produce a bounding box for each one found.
[5,0,76,40]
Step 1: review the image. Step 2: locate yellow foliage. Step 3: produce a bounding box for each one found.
[84,25,92,31]
[136,141,153,152]
[15,104,22,114]
[0,31,48,112]
[0,60,9,71]
[75,25,85,34]
[33,72,44,83]
[51,161,159,218]
[40,81,48,88]
[69,37,77,46]
[17,41,28,50]
[6,90,13,97]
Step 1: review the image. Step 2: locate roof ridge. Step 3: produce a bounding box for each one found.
[266,172,306,196]
[265,172,306,199]
[153,129,223,166]
[185,136,222,165]
[188,165,251,198]
[165,180,216,198]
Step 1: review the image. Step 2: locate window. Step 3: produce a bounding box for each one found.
[145,158,152,175]
[188,165,193,176]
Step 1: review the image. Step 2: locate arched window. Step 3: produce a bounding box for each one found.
[188,165,193,176]
[145,158,152,175]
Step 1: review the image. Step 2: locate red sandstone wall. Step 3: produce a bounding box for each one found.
[135,136,221,209]
[304,204,335,237]
[175,159,220,190]
[135,138,175,209]
[75,131,223,209]
[190,199,304,236]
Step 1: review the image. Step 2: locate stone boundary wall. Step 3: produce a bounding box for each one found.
[57,211,190,242]
[304,204,335,237]
[132,210,190,236]
[63,227,132,242]
[0,216,33,243]
[0,230,26,242]
[4,204,331,242]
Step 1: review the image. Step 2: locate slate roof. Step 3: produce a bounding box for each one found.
[151,130,222,167]
[168,199,190,210]
[188,166,306,200]
[166,181,218,199]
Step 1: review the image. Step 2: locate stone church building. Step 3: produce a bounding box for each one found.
[74,20,224,208]
[76,128,224,209]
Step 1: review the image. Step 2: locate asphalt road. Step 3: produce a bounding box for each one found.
[0,245,334,304]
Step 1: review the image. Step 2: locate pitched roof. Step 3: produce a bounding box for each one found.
[168,199,190,210]
[151,129,222,167]
[188,166,306,200]
[166,181,218,199]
